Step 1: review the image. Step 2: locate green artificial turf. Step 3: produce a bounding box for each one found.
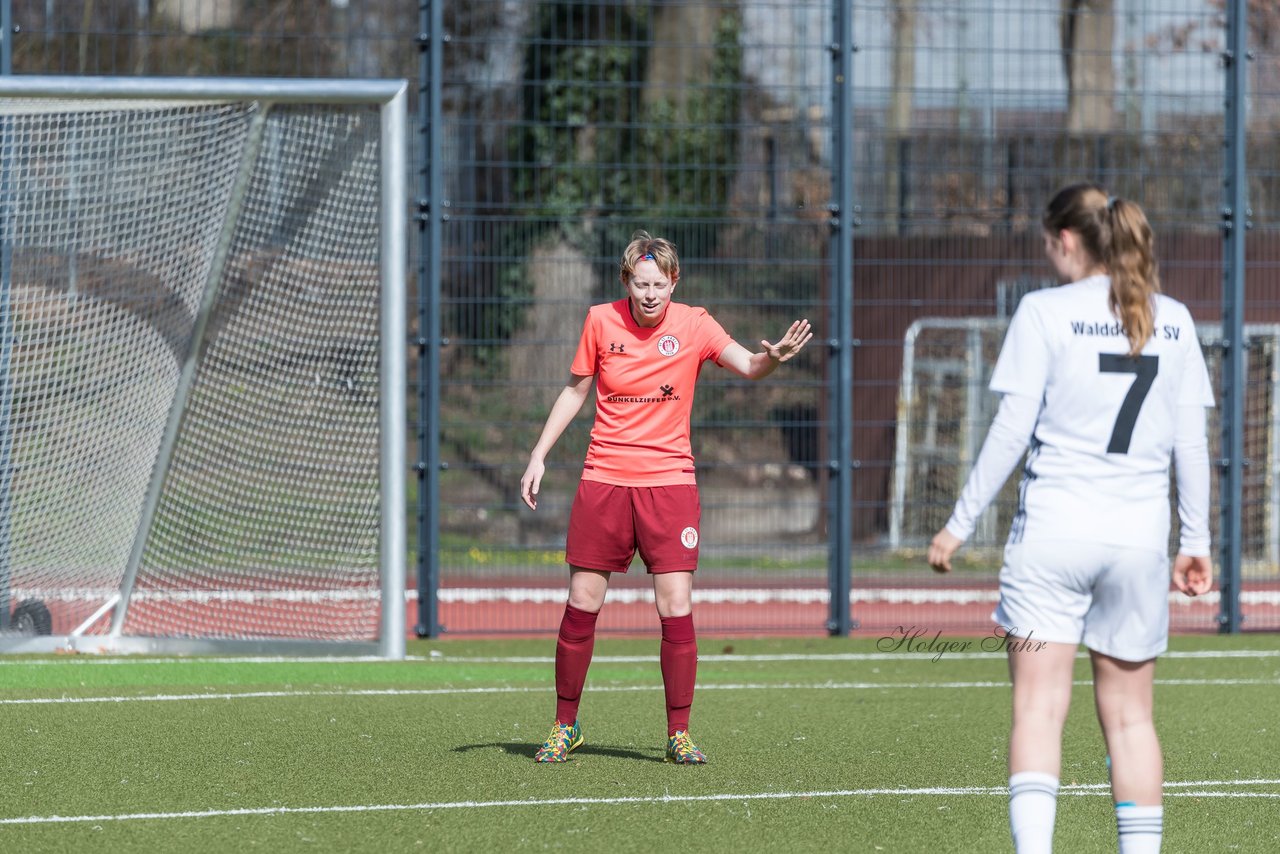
[1,634,1278,853]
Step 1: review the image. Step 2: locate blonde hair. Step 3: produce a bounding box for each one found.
[1043,183,1160,357]
[619,230,680,284]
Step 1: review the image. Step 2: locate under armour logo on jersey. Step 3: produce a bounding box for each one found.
[609,342,626,353]
[660,385,675,397]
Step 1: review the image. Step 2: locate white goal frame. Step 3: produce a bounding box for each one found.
[0,76,407,658]
[889,316,1280,570]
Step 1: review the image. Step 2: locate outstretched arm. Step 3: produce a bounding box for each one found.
[717,319,813,380]
[520,373,594,510]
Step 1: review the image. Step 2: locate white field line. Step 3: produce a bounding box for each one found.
[2,779,1279,827]
[0,655,405,666]
[415,649,1280,664]
[3,677,1278,707]
[2,649,1279,668]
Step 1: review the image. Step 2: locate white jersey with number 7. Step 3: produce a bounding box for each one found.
[991,273,1215,552]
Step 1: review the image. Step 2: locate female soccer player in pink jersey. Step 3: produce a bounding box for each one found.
[520,230,812,764]
[928,184,1214,853]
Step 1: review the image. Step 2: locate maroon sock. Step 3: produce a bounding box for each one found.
[554,604,599,724]
[660,613,698,736]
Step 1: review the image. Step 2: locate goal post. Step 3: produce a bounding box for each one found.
[890,316,1280,572]
[0,76,406,657]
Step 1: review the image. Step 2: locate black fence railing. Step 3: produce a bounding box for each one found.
[2,0,1273,636]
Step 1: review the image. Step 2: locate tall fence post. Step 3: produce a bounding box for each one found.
[1218,0,1248,634]
[0,0,12,631]
[415,0,444,638]
[1,0,9,72]
[827,0,855,636]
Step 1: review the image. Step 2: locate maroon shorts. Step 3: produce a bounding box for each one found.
[565,481,701,573]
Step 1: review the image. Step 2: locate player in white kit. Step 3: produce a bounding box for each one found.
[928,184,1215,854]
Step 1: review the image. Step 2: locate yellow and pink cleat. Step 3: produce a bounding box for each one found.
[533,720,583,763]
[664,730,707,765]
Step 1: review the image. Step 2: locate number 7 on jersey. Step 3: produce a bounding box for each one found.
[1099,354,1159,454]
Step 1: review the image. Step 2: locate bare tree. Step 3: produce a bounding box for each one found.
[885,0,916,233]
[644,4,724,113]
[1157,1,1280,127]
[1061,0,1116,133]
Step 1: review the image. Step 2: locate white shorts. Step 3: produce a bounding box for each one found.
[992,539,1170,662]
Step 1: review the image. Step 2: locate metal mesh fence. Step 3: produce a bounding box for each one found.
[6,0,1280,637]
[434,1,832,634]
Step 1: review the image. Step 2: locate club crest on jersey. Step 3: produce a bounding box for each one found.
[680,526,699,549]
[657,335,680,357]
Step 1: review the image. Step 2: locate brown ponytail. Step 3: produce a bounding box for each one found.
[1104,197,1159,356]
[1043,183,1159,357]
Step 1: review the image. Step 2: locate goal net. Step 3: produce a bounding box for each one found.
[890,317,1280,570]
[0,77,406,656]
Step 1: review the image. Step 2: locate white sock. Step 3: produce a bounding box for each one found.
[1009,771,1059,854]
[1116,803,1163,853]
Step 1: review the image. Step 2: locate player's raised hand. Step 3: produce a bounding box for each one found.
[762,319,813,363]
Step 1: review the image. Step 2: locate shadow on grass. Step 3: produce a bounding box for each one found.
[455,742,662,762]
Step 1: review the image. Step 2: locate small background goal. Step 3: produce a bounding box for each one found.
[890,316,1280,574]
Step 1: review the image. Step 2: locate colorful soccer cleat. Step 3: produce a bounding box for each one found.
[664,730,707,765]
[534,720,583,763]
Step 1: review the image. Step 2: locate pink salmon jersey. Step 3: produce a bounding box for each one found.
[570,299,733,485]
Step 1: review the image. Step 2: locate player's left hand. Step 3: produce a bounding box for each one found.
[762,319,813,363]
[928,528,964,573]
[1172,553,1213,597]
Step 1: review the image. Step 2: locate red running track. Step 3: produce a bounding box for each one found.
[12,577,1280,640]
